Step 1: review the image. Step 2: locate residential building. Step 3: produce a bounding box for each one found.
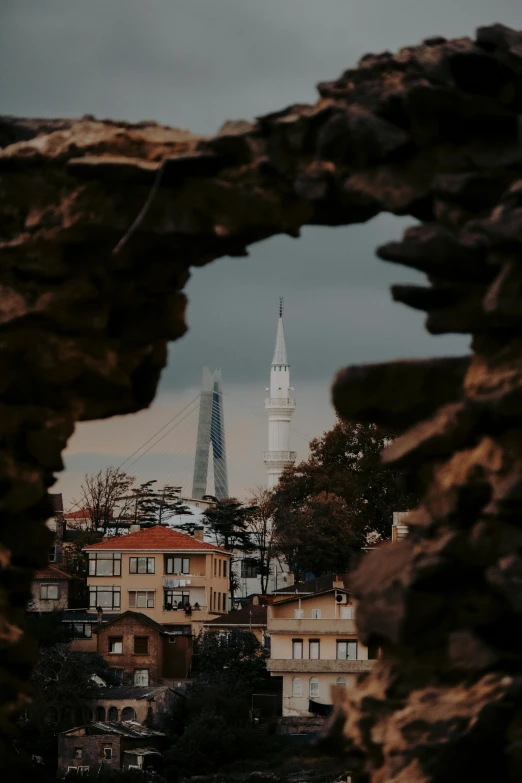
[64,610,119,652]
[57,721,165,777]
[266,587,377,717]
[202,600,268,645]
[95,611,192,685]
[89,685,180,727]
[83,525,232,630]
[29,564,74,612]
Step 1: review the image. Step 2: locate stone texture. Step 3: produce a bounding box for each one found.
[1,21,522,782]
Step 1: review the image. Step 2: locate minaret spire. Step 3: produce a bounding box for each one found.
[263,298,296,490]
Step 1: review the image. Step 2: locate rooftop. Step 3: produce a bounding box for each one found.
[93,685,174,701]
[204,604,267,627]
[272,573,351,595]
[84,525,231,553]
[61,720,165,738]
[34,564,73,580]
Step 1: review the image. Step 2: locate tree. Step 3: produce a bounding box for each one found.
[25,610,74,648]
[74,467,135,534]
[273,419,417,545]
[274,492,361,581]
[196,628,268,688]
[246,487,278,594]
[153,485,193,526]
[202,498,257,601]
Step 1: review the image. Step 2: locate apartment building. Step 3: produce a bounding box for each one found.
[84,525,231,630]
[266,586,376,717]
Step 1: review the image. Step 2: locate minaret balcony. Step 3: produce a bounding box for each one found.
[265,397,296,409]
[263,451,297,463]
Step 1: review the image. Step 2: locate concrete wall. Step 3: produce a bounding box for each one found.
[58,734,122,777]
[91,689,177,727]
[281,672,358,716]
[30,579,69,612]
[87,550,230,627]
[97,616,163,685]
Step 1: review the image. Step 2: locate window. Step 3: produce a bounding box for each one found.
[109,668,124,683]
[103,747,113,760]
[309,677,320,698]
[89,586,120,609]
[223,560,227,578]
[223,593,226,611]
[309,640,320,660]
[109,637,123,654]
[78,767,90,775]
[336,640,358,660]
[336,677,347,688]
[40,584,59,600]
[129,590,155,609]
[121,706,137,721]
[72,623,93,639]
[311,608,322,619]
[95,706,106,721]
[134,669,149,686]
[214,559,217,576]
[218,559,222,577]
[165,556,190,574]
[164,590,189,609]
[293,609,304,619]
[129,557,155,574]
[292,677,302,697]
[341,605,355,620]
[88,552,121,576]
[108,706,118,721]
[134,636,149,654]
[49,546,57,563]
[74,748,83,759]
[217,592,221,611]
[241,559,258,579]
[292,639,303,659]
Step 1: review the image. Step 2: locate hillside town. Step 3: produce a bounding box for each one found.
[16,299,413,782]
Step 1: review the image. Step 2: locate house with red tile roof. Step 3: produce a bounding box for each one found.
[83,526,232,632]
[29,563,74,612]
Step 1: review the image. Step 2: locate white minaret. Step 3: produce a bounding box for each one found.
[263,298,296,489]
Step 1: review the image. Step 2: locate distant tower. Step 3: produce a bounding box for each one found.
[263,299,296,489]
[192,368,229,500]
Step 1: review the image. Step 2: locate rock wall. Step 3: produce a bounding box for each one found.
[1,22,522,780]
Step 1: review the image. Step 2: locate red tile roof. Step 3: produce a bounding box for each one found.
[204,604,267,626]
[64,508,91,519]
[34,564,73,580]
[84,525,230,553]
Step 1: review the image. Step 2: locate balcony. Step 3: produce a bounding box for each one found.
[265,398,296,408]
[263,451,297,463]
[267,659,376,673]
[267,618,357,635]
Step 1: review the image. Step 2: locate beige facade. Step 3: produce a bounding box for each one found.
[84,527,231,633]
[267,589,376,716]
[29,565,72,612]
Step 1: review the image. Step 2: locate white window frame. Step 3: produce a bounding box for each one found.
[292,639,303,659]
[103,747,113,760]
[311,608,321,619]
[128,590,155,609]
[40,583,59,600]
[309,640,320,660]
[309,677,320,698]
[293,609,304,619]
[336,676,347,688]
[292,677,303,697]
[341,605,355,620]
[108,637,123,654]
[336,640,358,660]
[134,669,149,686]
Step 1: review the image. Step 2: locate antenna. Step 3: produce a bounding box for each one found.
[279,297,284,318]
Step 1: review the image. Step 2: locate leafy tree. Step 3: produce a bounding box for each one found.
[73,467,135,534]
[273,419,417,546]
[202,499,257,601]
[274,492,361,581]
[196,628,268,688]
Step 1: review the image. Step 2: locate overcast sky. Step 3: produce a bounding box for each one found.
[2,1,519,506]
